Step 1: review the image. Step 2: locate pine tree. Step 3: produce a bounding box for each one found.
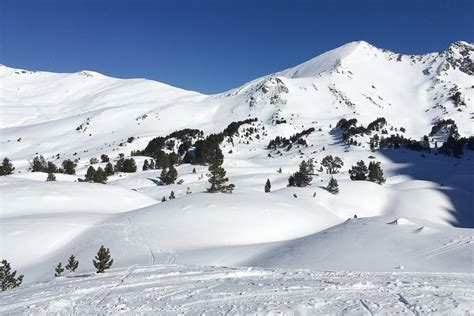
[121,158,137,173]
[186,187,192,194]
[207,160,235,193]
[31,155,47,172]
[93,167,108,184]
[65,255,79,273]
[149,160,155,169]
[46,172,56,181]
[289,159,314,187]
[143,159,150,171]
[100,154,110,163]
[61,159,77,175]
[277,167,282,173]
[104,162,115,176]
[161,165,177,185]
[192,167,196,174]
[349,160,368,181]
[85,166,96,182]
[93,246,113,273]
[326,177,339,194]
[264,179,271,193]
[169,190,175,199]
[321,155,344,174]
[46,161,58,173]
[0,157,15,176]
[161,196,167,202]
[0,259,23,291]
[54,262,64,277]
[368,161,386,184]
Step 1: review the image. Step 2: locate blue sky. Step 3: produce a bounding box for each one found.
[1,0,472,94]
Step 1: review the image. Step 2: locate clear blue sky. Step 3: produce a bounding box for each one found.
[1,0,472,94]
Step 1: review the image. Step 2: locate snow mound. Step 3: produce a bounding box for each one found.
[387,218,417,226]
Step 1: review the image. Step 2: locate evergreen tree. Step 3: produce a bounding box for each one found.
[121,158,137,173]
[0,157,15,176]
[161,196,167,202]
[46,172,56,181]
[31,155,47,172]
[85,166,96,182]
[289,160,314,187]
[192,167,196,174]
[89,157,99,165]
[45,161,58,174]
[326,177,339,194]
[65,255,79,273]
[264,178,271,193]
[93,246,113,273]
[104,162,115,176]
[143,159,150,171]
[321,155,344,174]
[61,159,77,175]
[0,259,23,291]
[54,262,64,277]
[186,187,192,194]
[349,160,369,180]
[161,165,177,185]
[149,160,155,169]
[100,154,110,163]
[115,157,125,172]
[368,161,386,184]
[93,167,108,184]
[169,190,175,199]
[207,160,235,193]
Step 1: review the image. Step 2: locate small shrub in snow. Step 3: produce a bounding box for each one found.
[54,262,64,277]
[264,179,271,193]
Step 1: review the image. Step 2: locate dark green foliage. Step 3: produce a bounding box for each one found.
[367,117,387,131]
[65,255,79,272]
[326,177,339,194]
[429,119,459,138]
[321,155,343,174]
[439,136,466,157]
[267,128,315,150]
[160,165,177,185]
[222,118,258,137]
[143,159,150,171]
[289,160,314,187]
[349,160,368,180]
[54,262,64,277]
[100,154,110,163]
[93,246,113,273]
[0,157,15,176]
[169,190,175,199]
[1,259,23,291]
[149,160,156,169]
[162,196,167,202]
[207,160,235,193]
[467,136,474,151]
[93,167,108,184]
[46,172,56,181]
[85,166,96,182]
[105,162,115,176]
[31,155,47,172]
[368,161,386,184]
[61,159,77,175]
[46,161,58,173]
[264,178,271,193]
[117,158,137,173]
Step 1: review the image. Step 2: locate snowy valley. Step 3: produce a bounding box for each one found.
[0,40,473,314]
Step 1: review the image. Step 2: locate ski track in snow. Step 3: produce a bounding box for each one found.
[1,264,473,315]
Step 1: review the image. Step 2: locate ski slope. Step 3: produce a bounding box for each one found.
[0,40,473,313]
[1,264,473,315]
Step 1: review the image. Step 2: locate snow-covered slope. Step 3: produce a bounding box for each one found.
[0,41,473,312]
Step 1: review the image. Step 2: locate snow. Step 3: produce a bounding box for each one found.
[0,40,473,313]
[1,264,473,315]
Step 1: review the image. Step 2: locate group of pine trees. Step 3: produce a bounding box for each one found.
[348,160,385,184]
[288,159,314,187]
[53,245,113,279]
[84,166,108,184]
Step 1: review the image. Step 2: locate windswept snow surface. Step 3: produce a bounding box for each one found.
[1,264,473,315]
[1,41,473,312]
